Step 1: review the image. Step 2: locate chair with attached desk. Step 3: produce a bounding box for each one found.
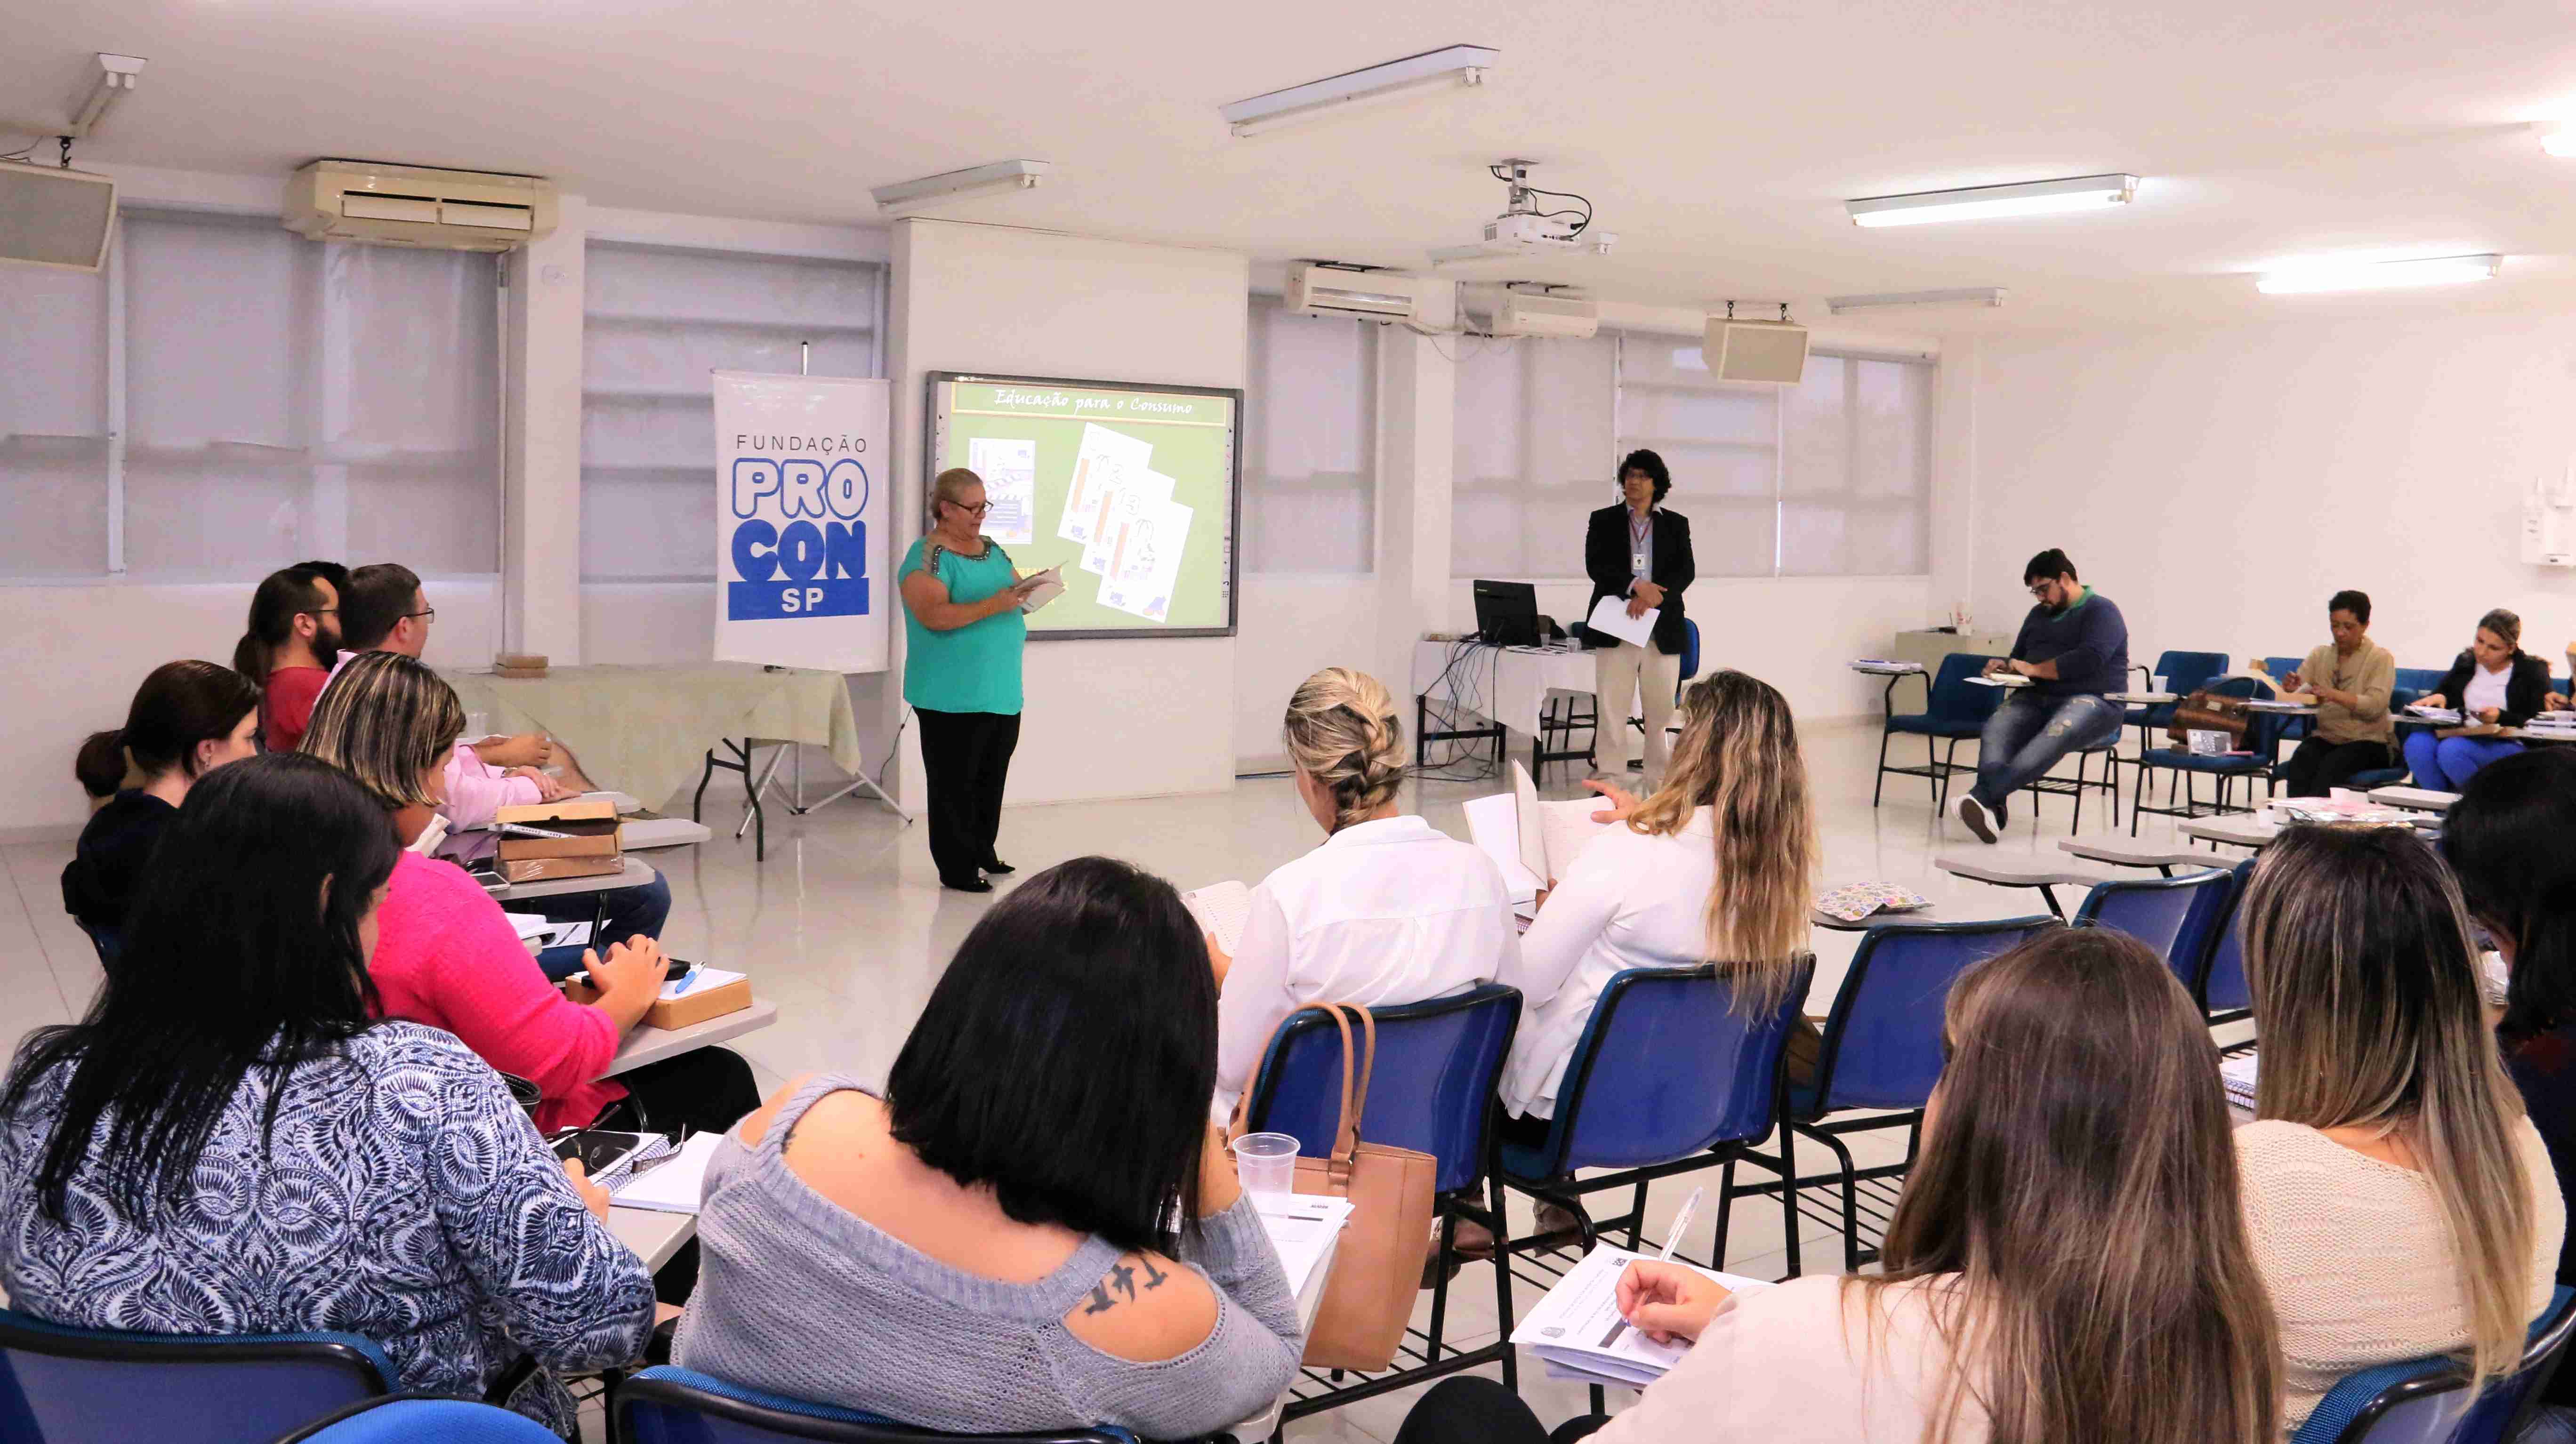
[1735,916,2055,1275]
[1488,959,1815,1411]
[614,1366,1137,1444]
[2071,869,2232,994]
[1873,653,2004,811]
[2190,857,2259,1034]
[2287,1285,2576,1444]
[2132,676,2286,833]
[1240,985,1524,1413]
[2126,650,2229,779]
[0,1306,396,1444]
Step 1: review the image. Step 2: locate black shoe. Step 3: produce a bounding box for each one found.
[940,874,993,893]
[981,858,1016,875]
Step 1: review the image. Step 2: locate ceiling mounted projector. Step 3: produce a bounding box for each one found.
[1430,160,1616,267]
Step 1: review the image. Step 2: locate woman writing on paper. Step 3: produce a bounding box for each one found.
[902,467,1044,894]
[1583,449,1695,782]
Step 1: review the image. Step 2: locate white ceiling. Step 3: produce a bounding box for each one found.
[13,0,2576,331]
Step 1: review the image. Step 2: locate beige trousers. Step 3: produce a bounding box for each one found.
[1593,637,1681,777]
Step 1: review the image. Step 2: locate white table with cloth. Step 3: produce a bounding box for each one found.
[1409,639,1601,775]
[440,663,866,813]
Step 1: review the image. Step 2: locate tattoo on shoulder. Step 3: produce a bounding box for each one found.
[1082,1255,1167,1315]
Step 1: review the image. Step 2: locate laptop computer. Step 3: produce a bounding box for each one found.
[1472,579,1543,647]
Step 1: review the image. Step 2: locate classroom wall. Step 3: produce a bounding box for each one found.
[886,220,1248,809]
[1966,313,2576,675]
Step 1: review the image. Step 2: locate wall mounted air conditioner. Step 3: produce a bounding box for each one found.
[284,160,558,251]
[1490,288,1597,338]
[1285,263,1422,321]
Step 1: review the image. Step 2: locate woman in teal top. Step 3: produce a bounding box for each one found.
[901,468,1039,892]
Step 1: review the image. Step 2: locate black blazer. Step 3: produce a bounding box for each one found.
[2432,650,2552,728]
[1583,504,1695,655]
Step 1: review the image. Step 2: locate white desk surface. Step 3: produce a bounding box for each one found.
[2369,786,2459,813]
[621,818,715,850]
[2178,814,2280,849]
[2243,698,2318,714]
[2058,835,2212,869]
[599,999,780,1080]
[1229,1229,1343,1442]
[1848,661,1925,677]
[609,1206,696,1272]
[2106,690,2178,705]
[497,857,659,902]
[1937,853,2119,890]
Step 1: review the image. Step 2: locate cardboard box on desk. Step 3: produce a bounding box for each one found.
[495,798,623,883]
[564,971,754,1030]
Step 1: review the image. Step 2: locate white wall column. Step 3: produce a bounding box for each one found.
[1373,324,1457,692]
[504,193,587,664]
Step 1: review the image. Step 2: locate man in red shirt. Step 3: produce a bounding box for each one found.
[231,561,346,754]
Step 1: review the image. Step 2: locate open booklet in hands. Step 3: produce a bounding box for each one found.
[1508,1243,1775,1390]
[1459,762,1616,910]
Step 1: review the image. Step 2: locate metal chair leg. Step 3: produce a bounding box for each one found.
[1874,724,1892,806]
[1488,1170,1518,1392]
[1778,1112,1802,1279]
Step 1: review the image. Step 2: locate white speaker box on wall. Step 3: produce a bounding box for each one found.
[0,161,117,273]
[1705,317,1810,384]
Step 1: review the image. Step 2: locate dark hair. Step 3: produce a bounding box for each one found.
[232,564,341,685]
[2023,548,2078,585]
[299,651,465,809]
[340,563,425,652]
[2445,749,2576,1042]
[2328,589,2372,626]
[1618,449,1672,504]
[74,660,263,799]
[885,856,1217,1253]
[2,753,395,1224]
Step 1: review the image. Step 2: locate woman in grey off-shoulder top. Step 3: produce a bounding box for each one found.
[672,858,1304,1439]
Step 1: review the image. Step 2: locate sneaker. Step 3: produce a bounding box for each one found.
[1956,794,1998,844]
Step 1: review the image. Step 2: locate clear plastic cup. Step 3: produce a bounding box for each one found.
[1231,1132,1299,1199]
[464,711,491,742]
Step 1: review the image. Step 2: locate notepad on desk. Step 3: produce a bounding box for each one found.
[1508,1244,1775,1390]
[609,1130,724,1215]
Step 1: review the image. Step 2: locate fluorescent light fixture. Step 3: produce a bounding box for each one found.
[869,160,1050,215]
[2546,126,2576,158]
[1846,173,2139,228]
[1825,287,2006,313]
[2255,253,2502,294]
[68,53,145,139]
[1222,45,1497,138]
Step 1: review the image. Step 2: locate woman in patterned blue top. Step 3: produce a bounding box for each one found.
[0,753,655,1436]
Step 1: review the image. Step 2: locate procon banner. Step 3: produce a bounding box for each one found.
[711,370,890,673]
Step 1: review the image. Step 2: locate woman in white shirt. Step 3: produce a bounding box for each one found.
[2233,824,2564,1431]
[1496,669,1815,1132]
[1391,926,2280,1444]
[1208,667,1520,1119]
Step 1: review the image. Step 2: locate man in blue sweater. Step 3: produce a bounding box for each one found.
[1956,548,2130,843]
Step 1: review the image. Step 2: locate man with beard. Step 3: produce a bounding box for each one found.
[232,560,347,754]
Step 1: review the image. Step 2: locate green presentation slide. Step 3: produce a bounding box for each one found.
[929,374,1239,637]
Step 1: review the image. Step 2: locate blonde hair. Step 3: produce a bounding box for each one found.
[1282,668,1405,834]
[1626,670,1816,1010]
[298,651,464,810]
[1857,927,2278,1444]
[932,467,983,520]
[2243,826,2537,1397]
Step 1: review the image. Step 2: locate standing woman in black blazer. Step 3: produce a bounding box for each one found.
[1584,449,1695,778]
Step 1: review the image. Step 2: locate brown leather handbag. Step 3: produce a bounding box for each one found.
[1233,1002,1438,1373]
[2166,689,2250,750]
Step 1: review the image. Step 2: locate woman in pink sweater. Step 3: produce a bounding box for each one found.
[301,653,759,1148]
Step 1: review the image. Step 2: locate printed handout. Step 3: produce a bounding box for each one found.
[967,437,1038,545]
[1508,1244,1774,1391]
[1059,423,1153,546]
[1081,468,1177,577]
[1098,497,1192,622]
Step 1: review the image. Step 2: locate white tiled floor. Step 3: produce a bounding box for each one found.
[0,717,2238,1443]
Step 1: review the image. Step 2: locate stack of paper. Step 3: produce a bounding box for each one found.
[664,966,744,1001]
[2407,703,2464,724]
[1507,1244,1774,1390]
[1255,1193,1354,1300]
[610,1130,724,1214]
[1965,673,2031,689]
[1183,881,1254,955]
[2220,1054,2258,1113]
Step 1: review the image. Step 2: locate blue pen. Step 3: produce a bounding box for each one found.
[667,967,699,997]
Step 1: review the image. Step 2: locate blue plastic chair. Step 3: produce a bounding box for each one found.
[279,1395,561,1443]
[2127,650,2229,740]
[614,1367,1136,1444]
[2072,869,2233,983]
[0,1306,395,1444]
[1874,652,2005,810]
[1240,984,1524,1405]
[2197,857,2259,1027]
[1739,916,2056,1274]
[2276,687,2418,796]
[2396,666,2449,698]
[2263,655,2307,682]
[2133,675,2286,833]
[1491,959,1815,1260]
[2290,1285,2576,1444]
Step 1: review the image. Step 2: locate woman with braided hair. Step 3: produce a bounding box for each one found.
[1207,667,1522,1117]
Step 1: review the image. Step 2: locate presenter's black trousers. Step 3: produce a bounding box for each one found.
[917,706,1021,884]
